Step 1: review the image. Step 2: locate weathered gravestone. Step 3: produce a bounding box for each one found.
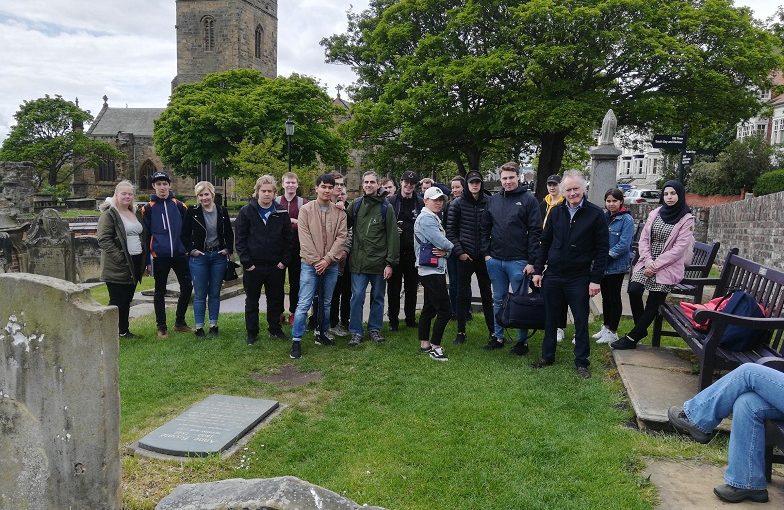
[21,209,77,282]
[0,273,120,509]
[137,395,279,457]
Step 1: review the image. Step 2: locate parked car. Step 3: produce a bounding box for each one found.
[624,189,661,205]
[617,183,635,192]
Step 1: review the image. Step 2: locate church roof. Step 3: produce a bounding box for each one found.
[87,107,165,137]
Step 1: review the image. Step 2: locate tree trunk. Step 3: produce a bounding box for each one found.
[461,146,481,175]
[535,131,568,199]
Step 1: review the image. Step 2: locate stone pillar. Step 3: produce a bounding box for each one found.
[0,161,36,216]
[588,110,621,206]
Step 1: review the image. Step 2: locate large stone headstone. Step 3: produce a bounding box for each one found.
[137,395,279,457]
[22,208,77,282]
[0,273,120,509]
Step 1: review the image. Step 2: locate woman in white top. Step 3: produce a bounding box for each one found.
[97,180,146,337]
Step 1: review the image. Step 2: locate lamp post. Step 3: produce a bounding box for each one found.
[285,116,295,173]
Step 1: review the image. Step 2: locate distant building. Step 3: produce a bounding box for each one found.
[736,72,784,144]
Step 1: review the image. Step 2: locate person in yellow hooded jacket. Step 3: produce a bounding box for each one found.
[539,174,568,343]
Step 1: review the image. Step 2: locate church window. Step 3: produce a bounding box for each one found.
[255,25,263,58]
[203,16,215,51]
[139,160,156,190]
[97,158,116,182]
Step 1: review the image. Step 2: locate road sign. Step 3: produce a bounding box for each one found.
[652,134,686,149]
[681,154,694,165]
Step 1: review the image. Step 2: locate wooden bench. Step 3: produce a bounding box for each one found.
[652,250,784,390]
[671,241,721,303]
[761,356,784,482]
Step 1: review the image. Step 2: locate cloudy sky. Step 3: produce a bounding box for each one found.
[0,0,778,143]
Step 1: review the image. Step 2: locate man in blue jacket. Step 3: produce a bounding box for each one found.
[140,171,193,338]
[480,162,542,355]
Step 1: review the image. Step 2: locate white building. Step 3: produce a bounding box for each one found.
[736,72,784,144]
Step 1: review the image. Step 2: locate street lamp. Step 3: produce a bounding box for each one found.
[285,116,295,173]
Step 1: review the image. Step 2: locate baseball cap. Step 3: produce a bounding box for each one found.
[465,170,483,183]
[151,171,171,184]
[400,170,420,183]
[546,174,561,184]
[423,187,446,200]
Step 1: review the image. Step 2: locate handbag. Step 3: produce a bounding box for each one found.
[679,294,731,332]
[679,290,768,351]
[223,259,240,282]
[496,275,546,331]
[415,235,439,267]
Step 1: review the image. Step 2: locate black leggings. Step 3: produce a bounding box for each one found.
[418,273,451,346]
[600,273,626,331]
[626,281,668,342]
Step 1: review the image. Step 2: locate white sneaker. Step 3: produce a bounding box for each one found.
[556,328,565,343]
[597,331,618,344]
[592,325,609,339]
[571,336,576,345]
[429,346,449,362]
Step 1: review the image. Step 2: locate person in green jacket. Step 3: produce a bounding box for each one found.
[347,171,400,346]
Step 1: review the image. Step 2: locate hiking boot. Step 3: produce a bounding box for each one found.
[597,331,618,344]
[667,406,713,444]
[531,358,554,369]
[510,341,529,356]
[246,335,257,345]
[453,332,466,345]
[269,330,288,340]
[713,484,768,503]
[429,346,449,361]
[611,336,638,350]
[556,328,565,342]
[369,330,385,343]
[592,325,609,339]
[209,326,219,337]
[157,328,169,339]
[483,337,504,350]
[315,334,335,346]
[576,366,591,379]
[174,324,193,333]
[348,334,362,347]
[290,341,302,359]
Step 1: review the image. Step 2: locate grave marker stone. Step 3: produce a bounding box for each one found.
[22,208,76,282]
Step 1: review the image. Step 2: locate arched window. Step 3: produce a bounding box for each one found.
[202,16,215,51]
[139,160,156,191]
[255,25,263,58]
[97,157,116,182]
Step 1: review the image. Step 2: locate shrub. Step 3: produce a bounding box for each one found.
[754,169,784,196]
[686,161,727,195]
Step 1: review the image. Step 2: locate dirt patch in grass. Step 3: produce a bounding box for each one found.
[250,363,323,388]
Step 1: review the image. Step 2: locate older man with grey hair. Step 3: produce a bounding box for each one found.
[531,170,608,379]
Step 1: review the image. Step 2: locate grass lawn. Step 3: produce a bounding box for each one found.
[119,312,728,509]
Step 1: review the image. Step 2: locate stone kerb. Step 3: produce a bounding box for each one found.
[0,273,120,509]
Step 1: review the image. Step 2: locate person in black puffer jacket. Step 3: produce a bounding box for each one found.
[446,170,495,345]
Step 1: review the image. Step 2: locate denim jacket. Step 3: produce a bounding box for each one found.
[414,207,453,276]
[605,209,634,275]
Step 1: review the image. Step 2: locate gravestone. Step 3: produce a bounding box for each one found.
[137,395,279,457]
[22,208,77,282]
[0,273,121,509]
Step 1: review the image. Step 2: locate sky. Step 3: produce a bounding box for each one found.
[0,0,778,143]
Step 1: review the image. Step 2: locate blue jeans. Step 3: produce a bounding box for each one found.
[349,272,386,335]
[292,262,339,340]
[486,257,527,342]
[684,363,784,489]
[189,251,226,327]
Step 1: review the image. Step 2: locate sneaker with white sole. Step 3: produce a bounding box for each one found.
[592,325,609,339]
[429,346,449,361]
[597,331,618,344]
[330,325,349,337]
[556,328,565,342]
[571,336,576,345]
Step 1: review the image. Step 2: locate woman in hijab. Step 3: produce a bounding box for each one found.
[611,180,694,350]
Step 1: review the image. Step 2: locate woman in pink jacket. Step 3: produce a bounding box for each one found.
[611,180,694,349]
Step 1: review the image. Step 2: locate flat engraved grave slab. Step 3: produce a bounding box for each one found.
[138,395,279,457]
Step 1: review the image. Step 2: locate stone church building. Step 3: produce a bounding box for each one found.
[73,0,278,200]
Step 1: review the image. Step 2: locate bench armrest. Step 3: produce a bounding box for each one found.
[693,309,784,330]
[757,357,784,373]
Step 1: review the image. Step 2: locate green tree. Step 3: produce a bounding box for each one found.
[685,135,775,195]
[322,0,779,198]
[0,95,123,190]
[154,70,349,178]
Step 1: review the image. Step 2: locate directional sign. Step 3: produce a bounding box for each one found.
[681,154,694,165]
[652,134,686,149]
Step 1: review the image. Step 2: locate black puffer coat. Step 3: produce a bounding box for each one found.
[446,191,488,259]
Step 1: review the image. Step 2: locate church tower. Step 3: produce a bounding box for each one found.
[172,0,278,89]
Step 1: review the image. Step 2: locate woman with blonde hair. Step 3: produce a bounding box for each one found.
[182,181,234,337]
[97,180,146,338]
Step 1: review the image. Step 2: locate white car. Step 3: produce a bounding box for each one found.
[624,189,661,205]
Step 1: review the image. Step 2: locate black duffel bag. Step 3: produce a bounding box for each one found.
[496,274,546,331]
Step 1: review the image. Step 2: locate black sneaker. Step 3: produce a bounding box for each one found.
[483,337,504,350]
[369,330,385,343]
[576,366,591,379]
[315,334,335,346]
[209,326,219,337]
[453,332,466,345]
[419,345,433,354]
[119,331,136,339]
[194,328,205,338]
[531,358,554,369]
[713,484,768,503]
[429,345,449,361]
[389,321,399,332]
[667,406,713,444]
[348,334,362,347]
[290,341,302,359]
[269,330,288,340]
[611,336,638,350]
[246,336,257,345]
[510,341,529,356]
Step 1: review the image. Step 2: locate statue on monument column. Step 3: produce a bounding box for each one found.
[599,109,617,145]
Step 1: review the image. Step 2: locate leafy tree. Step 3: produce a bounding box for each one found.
[755,169,784,196]
[686,135,774,195]
[322,0,780,198]
[0,95,123,190]
[154,70,349,178]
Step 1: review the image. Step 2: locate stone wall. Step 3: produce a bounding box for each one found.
[0,161,36,216]
[626,203,709,243]
[706,191,784,271]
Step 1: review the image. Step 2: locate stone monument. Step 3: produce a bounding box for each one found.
[0,273,121,509]
[588,109,622,206]
[0,161,36,216]
[21,208,77,282]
